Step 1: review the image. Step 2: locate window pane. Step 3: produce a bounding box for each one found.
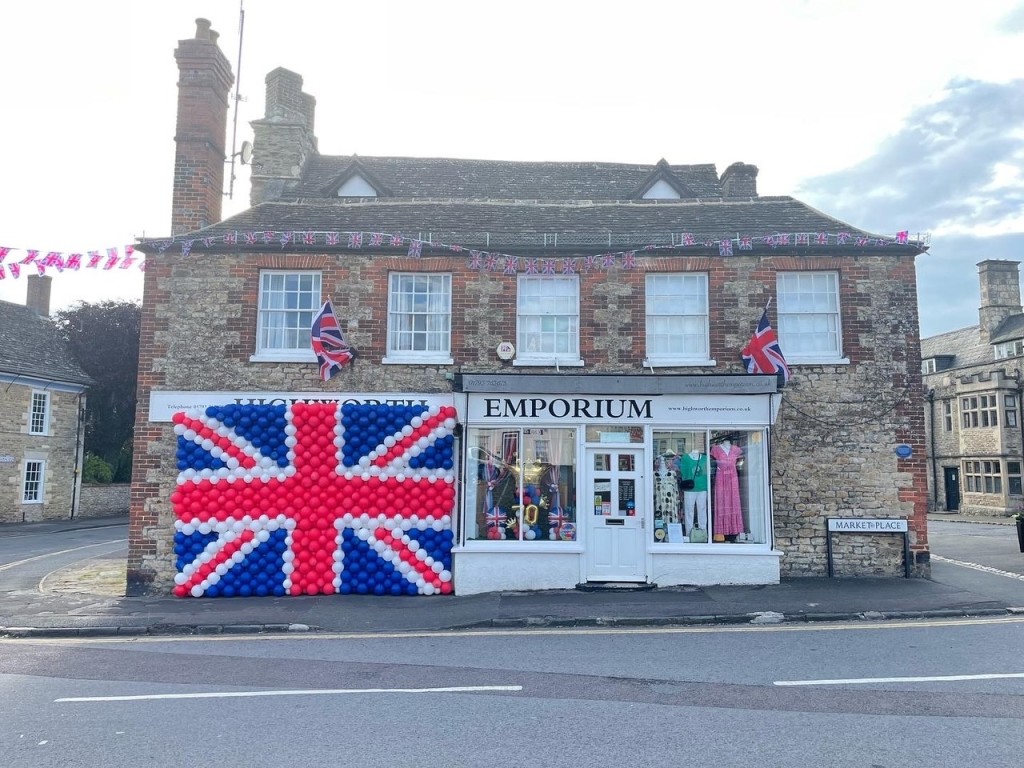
[257,271,321,352]
[518,277,579,359]
[645,274,709,360]
[388,273,452,356]
[464,428,577,542]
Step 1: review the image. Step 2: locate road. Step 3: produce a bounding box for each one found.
[1,618,1023,767]
[0,516,1022,766]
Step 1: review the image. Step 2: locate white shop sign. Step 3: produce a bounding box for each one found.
[466,393,773,424]
[149,391,455,422]
[827,518,908,533]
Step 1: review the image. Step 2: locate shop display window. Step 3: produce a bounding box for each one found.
[464,427,578,542]
[652,429,769,545]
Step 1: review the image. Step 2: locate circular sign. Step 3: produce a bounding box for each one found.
[894,444,913,459]
[496,341,515,361]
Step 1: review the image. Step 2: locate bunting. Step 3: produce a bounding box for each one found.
[0,227,924,282]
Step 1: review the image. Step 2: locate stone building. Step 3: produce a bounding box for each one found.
[127,19,930,597]
[922,260,1024,517]
[0,275,90,522]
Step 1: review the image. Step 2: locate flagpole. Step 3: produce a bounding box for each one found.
[764,297,772,312]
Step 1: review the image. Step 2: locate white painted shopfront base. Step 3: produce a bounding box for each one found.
[650,550,782,586]
[453,551,584,595]
[452,549,781,595]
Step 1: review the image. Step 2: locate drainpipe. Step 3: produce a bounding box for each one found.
[1017,372,1024,514]
[927,388,937,510]
[69,392,86,520]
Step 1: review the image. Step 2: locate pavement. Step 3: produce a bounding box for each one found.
[1,513,1021,639]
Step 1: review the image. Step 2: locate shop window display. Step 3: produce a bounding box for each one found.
[465,427,578,542]
[652,429,769,545]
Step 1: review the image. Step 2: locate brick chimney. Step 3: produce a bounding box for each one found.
[26,274,51,316]
[170,18,234,236]
[720,162,759,198]
[249,68,318,205]
[978,260,1023,345]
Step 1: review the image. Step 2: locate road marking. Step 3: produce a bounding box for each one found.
[7,615,1024,646]
[932,554,1024,581]
[55,685,523,703]
[775,672,1024,686]
[0,540,127,572]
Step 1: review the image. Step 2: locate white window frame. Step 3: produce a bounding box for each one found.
[643,273,714,367]
[251,270,321,363]
[994,339,1024,359]
[776,271,846,363]
[22,459,45,503]
[383,272,454,364]
[515,275,583,367]
[922,358,937,374]
[29,391,50,435]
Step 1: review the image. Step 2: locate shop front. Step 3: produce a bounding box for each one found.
[452,374,782,595]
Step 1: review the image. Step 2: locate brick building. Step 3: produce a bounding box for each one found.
[127,19,930,596]
[0,276,90,522]
[922,260,1024,517]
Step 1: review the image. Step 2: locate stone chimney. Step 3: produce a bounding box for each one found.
[170,18,234,236]
[978,259,1023,345]
[249,68,318,205]
[720,162,759,198]
[26,274,52,316]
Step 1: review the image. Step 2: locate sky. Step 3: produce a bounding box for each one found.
[1,0,1022,338]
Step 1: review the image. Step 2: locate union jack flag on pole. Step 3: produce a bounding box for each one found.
[311,299,355,381]
[741,307,791,385]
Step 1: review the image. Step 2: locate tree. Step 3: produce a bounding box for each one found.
[53,300,141,481]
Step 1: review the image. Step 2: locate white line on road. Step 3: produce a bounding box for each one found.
[775,672,1024,686]
[55,685,523,703]
[0,540,127,572]
[931,554,1024,581]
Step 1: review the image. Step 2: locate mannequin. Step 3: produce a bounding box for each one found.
[710,438,744,537]
[654,453,679,525]
[678,447,708,536]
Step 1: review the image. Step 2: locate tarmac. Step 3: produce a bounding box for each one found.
[1,513,1021,639]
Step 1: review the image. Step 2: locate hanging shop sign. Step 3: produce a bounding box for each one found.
[149,391,454,422]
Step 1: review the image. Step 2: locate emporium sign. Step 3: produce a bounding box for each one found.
[466,393,772,424]
[149,391,455,422]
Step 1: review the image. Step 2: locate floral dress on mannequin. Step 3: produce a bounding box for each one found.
[710,440,744,536]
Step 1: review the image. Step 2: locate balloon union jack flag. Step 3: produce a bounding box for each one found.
[740,309,791,384]
[172,401,457,598]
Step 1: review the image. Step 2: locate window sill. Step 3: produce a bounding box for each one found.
[382,356,454,366]
[643,358,717,368]
[649,543,777,554]
[249,351,317,364]
[785,357,850,366]
[454,542,584,554]
[513,358,585,367]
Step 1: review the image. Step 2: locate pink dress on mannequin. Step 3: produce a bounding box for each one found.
[710,442,744,536]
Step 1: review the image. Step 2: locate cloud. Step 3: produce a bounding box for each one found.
[999,3,1024,33]
[798,79,1024,233]
[795,79,1024,338]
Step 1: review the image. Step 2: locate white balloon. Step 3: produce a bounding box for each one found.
[173,573,187,585]
[190,585,204,597]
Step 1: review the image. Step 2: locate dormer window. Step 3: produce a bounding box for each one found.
[641,179,682,200]
[336,174,378,197]
[994,339,1024,360]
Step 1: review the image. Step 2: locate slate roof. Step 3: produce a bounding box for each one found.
[920,325,993,370]
[990,313,1024,345]
[140,155,923,255]
[290,156,726,200]
[0,300,91,386]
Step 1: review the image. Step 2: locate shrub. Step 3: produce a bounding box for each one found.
[83,454,114,484]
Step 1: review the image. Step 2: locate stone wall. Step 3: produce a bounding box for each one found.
[129,249,929,592]
[924,364,1023,517]
[0,385,84,523]
[78,484,130,519]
